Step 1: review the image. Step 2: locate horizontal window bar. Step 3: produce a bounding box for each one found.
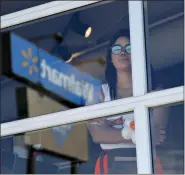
[1,1,69,21]
[1,86,183,137]
[1,1,101,29]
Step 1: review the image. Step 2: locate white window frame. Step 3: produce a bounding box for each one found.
[0,1,184,174]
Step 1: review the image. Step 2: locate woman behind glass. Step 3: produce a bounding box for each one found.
[88,29,166,174]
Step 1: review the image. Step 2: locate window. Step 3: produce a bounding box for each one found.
[1,0,133,123]
[144,1,184,91]
[1,135,71,174]
[143,2,184,173]
[1,1,184,174]
[150,103,184,174]
[1,112,138,174]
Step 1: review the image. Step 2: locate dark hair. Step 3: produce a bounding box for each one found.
[105,29,130,100]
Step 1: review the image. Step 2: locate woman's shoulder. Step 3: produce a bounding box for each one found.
[101,83,109,95]
[101,83,111,102]
[101,83,109,89]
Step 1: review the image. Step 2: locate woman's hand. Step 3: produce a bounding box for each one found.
[89,117,111,127]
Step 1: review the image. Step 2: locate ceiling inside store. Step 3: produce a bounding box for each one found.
[1,1,184,75]
[146,1,184,69]
[147,1,184,24]
[11,1,129,54]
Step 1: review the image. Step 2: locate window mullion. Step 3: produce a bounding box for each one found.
[128,1,152,174]
[134,105,153,174]
[128,0,147,96]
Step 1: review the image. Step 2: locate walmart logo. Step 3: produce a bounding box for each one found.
[10,33,101,105]
[11,34,40,83]
[21,48,39,75]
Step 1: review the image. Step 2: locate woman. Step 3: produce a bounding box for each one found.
[88,29,166,174]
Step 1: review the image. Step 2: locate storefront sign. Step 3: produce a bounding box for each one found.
[10,33,101,105]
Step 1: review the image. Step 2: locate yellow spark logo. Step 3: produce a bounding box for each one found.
[21,48,39,75]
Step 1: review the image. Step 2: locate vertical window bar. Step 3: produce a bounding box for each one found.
[128,1,152,174]
[134,106,152,174]
[128,0,147,96]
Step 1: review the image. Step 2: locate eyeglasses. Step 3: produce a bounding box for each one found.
[111,44,131,55]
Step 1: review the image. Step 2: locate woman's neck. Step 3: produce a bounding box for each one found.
[117,70,132,90]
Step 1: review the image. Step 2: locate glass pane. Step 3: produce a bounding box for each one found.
[150,103,184,174]
[1,1,133,123]
[144,1,184,91]
[1,112,137,174]
[1,1,53,16]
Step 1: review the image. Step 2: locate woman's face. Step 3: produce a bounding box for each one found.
[111,36,131,72]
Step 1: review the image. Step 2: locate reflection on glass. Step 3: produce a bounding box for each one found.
[1,0,132,123]
[150,103,184,174]
[1,112,137,174]
[144,1,184,91]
